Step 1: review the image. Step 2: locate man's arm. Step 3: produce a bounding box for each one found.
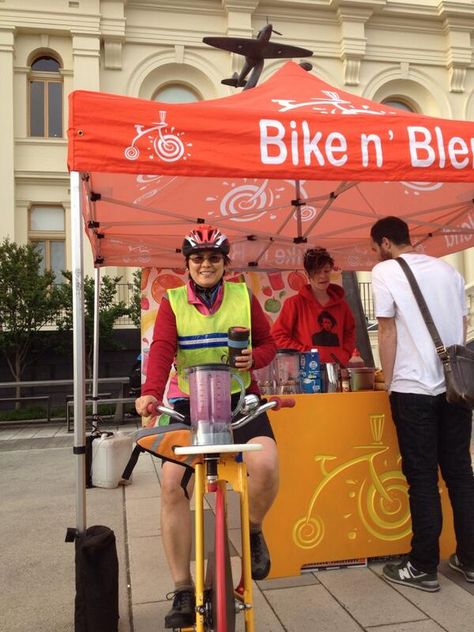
[377,317,397,388]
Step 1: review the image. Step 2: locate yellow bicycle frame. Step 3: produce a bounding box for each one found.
[190,455,256,632]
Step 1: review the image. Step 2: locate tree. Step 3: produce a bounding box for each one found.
[55,271,131,378]
[0,238,64,390]
[129,269,142,330]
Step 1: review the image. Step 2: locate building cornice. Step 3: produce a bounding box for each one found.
[123,1,222,17]
[14,66,74,77]
[257,1,474,23]
[15,172,69,187]
[437,0,474,20]
[221,0,260,11]
[0,8,100,34]
[364,44,467,66]
[15,138,67,148]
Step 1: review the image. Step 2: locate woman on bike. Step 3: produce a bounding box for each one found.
[135,224,278,629]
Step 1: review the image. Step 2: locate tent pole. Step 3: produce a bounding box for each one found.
[247,180,306,266]
[92,267,101,423]
[71,171,87,534]
[294,180,303,239]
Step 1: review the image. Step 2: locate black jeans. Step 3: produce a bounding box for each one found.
[390,391,474,574]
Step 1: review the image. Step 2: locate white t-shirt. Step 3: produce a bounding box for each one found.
[372,253,467,395]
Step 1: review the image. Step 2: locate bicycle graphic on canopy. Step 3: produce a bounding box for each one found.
[293,414,411,549]
[124,110,187,162]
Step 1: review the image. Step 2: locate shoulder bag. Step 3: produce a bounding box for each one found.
[395,256,474,409]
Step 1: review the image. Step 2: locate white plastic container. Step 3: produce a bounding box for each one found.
[92,432,134,489]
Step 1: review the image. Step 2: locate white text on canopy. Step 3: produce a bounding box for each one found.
[259,119,474,171]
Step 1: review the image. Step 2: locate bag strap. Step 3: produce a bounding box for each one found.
[395,257,449,364]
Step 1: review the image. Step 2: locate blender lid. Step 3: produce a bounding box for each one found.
[186,363,230,373]
[276,349,300,354]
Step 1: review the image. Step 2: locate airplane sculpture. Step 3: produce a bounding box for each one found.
[203,24,313,90]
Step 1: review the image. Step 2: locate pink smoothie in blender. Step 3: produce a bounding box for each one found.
[187,364,245,445]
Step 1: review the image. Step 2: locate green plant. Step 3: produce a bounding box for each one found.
[0,405,51,421]
[0,238,65,394]
[55,271,131,378]
[129,269,142,329]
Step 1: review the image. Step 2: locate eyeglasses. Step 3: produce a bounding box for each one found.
[188,254,224,265]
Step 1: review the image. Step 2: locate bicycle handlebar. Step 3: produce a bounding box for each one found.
[145,402,185,421]
[268,396,296,411]
[145,395,295,427]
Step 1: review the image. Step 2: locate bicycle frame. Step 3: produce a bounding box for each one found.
[175,443,259,632]
[152,395,294,631]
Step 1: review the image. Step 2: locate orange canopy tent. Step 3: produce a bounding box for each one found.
[68,61,474,534]
[68,62,474,271]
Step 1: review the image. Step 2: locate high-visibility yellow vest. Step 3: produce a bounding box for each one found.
[167,282,252,393]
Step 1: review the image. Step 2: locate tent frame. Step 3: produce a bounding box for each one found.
[71,170,87,533]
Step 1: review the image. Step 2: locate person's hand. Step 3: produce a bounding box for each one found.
[135,395,159,417]
[233,347,253,371]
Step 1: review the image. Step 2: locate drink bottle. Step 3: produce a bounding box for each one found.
[348,348,365,368]
[227,326,250,367]
[300,348,322,393]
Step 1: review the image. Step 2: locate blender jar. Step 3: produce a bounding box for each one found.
[253,360,275,395]
[187,364,245,445]
[274,350,301,394]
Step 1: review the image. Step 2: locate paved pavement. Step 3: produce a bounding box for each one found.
[1,419,473,632]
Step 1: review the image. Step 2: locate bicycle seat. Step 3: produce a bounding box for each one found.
[175,443,262,456]
[134,423,200,467]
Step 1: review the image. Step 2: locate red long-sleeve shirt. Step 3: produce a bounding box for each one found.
[142,284,276,401]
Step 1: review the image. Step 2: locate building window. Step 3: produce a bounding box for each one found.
[29,206,66,282]
[153,84,200,103]
[382,98,416,112]
[29,55,63,138]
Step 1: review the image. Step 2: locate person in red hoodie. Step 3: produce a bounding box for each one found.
[271,247,356,365]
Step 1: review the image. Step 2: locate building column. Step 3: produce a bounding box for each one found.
[337,7,372,86]
[222,0,258,77]
[70,33,101,276]
[444,252,465,277]
[71,33,101,90]
[0,28,16,240]
[462,249,474,286]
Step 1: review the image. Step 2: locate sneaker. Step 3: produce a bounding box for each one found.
[164,589,195,629]
[449,554,474,582]
[250,530,271,580]
[382,559,440,592]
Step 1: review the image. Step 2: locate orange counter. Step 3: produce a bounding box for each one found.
[265,392,455,578]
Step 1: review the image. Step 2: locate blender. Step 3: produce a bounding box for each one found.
[187,364,246,445]
[274,350,301,394]
[253,360,275,395]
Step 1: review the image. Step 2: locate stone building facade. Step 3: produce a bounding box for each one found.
[0,0,472,317]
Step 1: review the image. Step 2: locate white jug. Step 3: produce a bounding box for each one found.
[92,431,134,488]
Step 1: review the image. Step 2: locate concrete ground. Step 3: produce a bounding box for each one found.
[1,419,473,632]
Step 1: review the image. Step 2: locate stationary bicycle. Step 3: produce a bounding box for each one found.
[139,363,294,631]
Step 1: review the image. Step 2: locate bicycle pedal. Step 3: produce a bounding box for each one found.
[235,599,252,612]
[234,588,244,601]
